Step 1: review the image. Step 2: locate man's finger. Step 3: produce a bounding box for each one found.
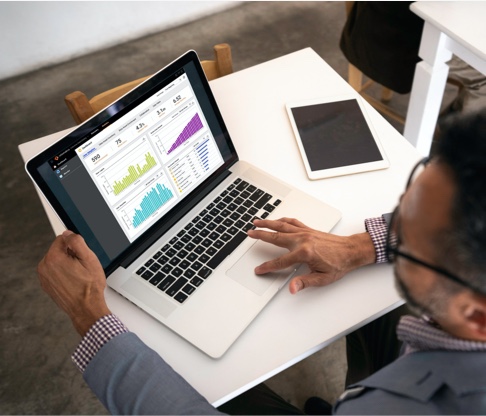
[252,218,304,234]
[288,272,331,294]
[247,228,293,249]
[254,250,302,274]
[62,232,93,263]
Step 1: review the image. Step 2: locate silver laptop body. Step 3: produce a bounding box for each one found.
[26,51,341,357]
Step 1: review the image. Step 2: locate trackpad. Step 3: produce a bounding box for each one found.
[226,241,294,295]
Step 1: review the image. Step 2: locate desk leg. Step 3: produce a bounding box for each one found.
[404,22,452,156]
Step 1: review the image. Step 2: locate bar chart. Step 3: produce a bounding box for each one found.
[167,112,203,154]
[112,152,157,195]
[123,182,175,231]
[154,106,207,161]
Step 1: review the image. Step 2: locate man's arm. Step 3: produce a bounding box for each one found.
[248,216,387,294]
[37,231,220,415]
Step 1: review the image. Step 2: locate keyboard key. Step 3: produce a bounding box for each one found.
[236,180,248,191]
[172,267,183,277]
[149,272,164,286]
[158,276,176,292]
[194,246,205,255]
[227,226,238,235]
[185,242,196,252]
[141,270,154,280]
[190,277,203,287]
[161,264,173,274]
[144,259,154,268]
[177,249,189,259]
[191,261,203,271]
[153,251,163,260]
[213,240,224,249]
[220,233,232,242]
[198,267,212,279]
[249,189,264,202]
[206,246,217,257]
[175,292,188,303]
[202,238,212,248]
[198,254,210,264]
[255,193,272,209]
[136,267,145,275]
[235,220,246,229]
[179,260,190,269]
[149,263,161,273]
[264,203,275,212]
[166,277,188,297]
[169,257,181,266]
[187,253,198,262]
[173,241,184,250]
[184,269,196,279]
[182,284,196,295]
[222,219,234,227]
[207,231,248,269]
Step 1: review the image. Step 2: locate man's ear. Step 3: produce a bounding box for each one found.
[461,293,486,339]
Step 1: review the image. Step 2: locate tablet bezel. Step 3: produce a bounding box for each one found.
[286,94,389,180]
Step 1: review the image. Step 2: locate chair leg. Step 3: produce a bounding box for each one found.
[381,87,393,103]
[348,63,363,92]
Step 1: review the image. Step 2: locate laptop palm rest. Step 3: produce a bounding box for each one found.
[121,278,177,318]
[226,240,293,295]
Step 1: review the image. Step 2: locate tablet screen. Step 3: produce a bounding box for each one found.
[289,99,383,171]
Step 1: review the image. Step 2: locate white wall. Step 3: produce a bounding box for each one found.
[0,1,238,80]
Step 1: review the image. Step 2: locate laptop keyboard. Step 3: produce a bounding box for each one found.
[135,178,282,304]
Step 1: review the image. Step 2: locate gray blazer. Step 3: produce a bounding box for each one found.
[84,332,486,414]
[84,332,220,415]
[334,350,486,414]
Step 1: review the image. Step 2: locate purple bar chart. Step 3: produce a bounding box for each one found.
[167,113,203,154]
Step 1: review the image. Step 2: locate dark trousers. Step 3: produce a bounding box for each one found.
[218,304,409,415]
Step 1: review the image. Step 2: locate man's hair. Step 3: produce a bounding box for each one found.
[435,111,486,296]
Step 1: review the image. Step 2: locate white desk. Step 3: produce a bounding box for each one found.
[19,48,421,406]
[404,1,486,156]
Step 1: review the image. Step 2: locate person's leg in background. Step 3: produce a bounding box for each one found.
[345,304,410,386]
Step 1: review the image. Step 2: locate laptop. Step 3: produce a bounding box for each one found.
[26,50,341,358]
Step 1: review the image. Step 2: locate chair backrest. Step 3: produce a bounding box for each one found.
[65,43,233,124]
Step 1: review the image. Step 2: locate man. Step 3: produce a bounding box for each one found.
[37,113,486,414]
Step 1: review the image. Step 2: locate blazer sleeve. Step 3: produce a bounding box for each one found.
[83,332,222,415]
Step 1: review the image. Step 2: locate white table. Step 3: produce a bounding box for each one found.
[404,1,486,156]
[19,48,421,406]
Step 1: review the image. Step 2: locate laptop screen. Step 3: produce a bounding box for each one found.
[27,51,237,273]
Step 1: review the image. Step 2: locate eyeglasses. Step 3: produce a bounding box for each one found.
[385,157,480,293]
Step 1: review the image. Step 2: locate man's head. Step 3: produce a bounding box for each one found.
[391,112,486,341]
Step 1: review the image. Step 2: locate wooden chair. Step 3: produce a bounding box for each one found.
[65,43,233,124]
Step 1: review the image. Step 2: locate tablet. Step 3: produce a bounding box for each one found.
[286,95,389,180]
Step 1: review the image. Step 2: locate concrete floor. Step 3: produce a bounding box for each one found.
[0,2,417,414]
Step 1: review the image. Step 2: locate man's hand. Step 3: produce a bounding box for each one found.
[37,231,111,336]
[248,218,376,294]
